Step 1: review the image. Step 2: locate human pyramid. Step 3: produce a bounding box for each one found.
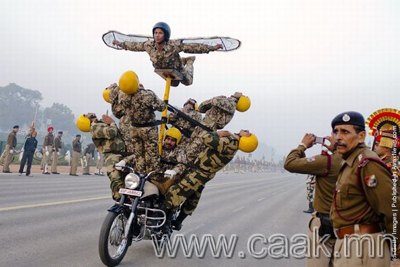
[76,22,258,229]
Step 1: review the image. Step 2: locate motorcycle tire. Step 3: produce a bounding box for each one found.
[98,211,129,266]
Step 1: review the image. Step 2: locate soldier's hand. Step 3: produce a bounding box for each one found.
[217,130,232,137]
[301,133,315,148]
[9,149,13,154]
[102,115,114,125]
[112,40,121,46]
[215,44,223,50]
[114,160,126,171]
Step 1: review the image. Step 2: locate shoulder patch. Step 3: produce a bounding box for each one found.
[364,174,377,187]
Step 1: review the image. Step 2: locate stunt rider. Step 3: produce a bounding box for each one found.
[112,22,223,86]
[163,129,258,231]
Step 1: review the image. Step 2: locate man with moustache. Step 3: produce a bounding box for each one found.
[330,111,397,267]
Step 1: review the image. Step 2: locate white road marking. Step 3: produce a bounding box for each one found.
[0,196,109,212]
[232,206,245,213]
[257,197,265,202]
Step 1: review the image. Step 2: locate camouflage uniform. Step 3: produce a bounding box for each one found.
[169,109,202,147]
[121,39,218,85]
[164,130,239,215]
[120,87,166,174]
[91,120,126,200]
[41,132,54,173]
[184,96,237,165]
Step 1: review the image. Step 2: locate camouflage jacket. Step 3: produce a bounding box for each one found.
[109,84,125,119]
[168,109,202,137]
[193,131,239,176]
[43,133,54,147]
[123,39,217,70]
[90,121,125,154]
[121,88,166,125]
[199,96,237,130]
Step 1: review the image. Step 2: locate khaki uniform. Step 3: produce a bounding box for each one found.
[83,143,95,174]
[96,151,104,174]
[164,130,239,215]
[120,88,166,174]
[91,121,126,200]
[70,138,81,175]
[331,144,396,267]
[1,131,17,172]
[122,39,218,85]
[41,133,54,173]
[51,135,62,173]
[284,145,342,267]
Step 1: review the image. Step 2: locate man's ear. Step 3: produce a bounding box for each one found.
[357,131,366,144]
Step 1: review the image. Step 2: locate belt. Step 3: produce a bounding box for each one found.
[334,223,382,239]
[132,120,163,127]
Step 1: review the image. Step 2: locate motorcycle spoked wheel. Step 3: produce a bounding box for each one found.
[98,211,130,266]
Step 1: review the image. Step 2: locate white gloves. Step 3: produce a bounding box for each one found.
[164,169,177,179]
[57,152,60,155]
[45,151,49,156]
[9,149,13,154]
[115,160,126,171]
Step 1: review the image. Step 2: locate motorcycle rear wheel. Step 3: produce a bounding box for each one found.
[99,211,129,266]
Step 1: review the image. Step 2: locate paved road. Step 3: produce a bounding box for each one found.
[0,171,311,267]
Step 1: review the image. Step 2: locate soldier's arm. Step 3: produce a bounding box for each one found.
[148,91,166,112]
[121,40,147,52]
[284,146,330,176]
[179,41,219,54]
[6,133,13,146]
[91,123,119,140]
[198,98,213,113]
[362,162,397,240]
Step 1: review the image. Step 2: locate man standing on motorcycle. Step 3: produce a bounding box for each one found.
[163,129,258,230]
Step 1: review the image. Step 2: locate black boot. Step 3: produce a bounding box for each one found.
[171,212,188,231]
[303,202,314,213]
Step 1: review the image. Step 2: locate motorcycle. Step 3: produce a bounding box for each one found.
[98,166,178,266]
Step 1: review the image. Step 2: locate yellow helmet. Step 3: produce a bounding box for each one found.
[236,95,251,112]
[119,70,139,94]
[102,88,111,103]
[165,127,182,144]
[239,134,258,153]
[76,114,91,132]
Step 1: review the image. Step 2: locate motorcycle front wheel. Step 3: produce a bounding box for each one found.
[98,211,129,266]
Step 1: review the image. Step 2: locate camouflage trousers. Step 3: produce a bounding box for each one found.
[305,175,316,202]
[104,153,123,201]
[119,119,135,153]
[164,169,215,215]
[130,126,161,174]
[181,58,194,86]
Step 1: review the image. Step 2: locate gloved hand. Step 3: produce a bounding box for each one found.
[45,151,49,156]
[9,149,13,154]
[164,169,177,179]
[114,160,126,171]
[57,152,60,156]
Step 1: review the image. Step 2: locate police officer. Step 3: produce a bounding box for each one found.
[41,126,54,174]
[82,143,95,175]
[1,125,19,173]
[51,131,63,174]
[330,111,396,267]
[284,133,342,267]
[69,134,82,176]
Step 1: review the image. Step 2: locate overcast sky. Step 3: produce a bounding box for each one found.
[1,0,399,156]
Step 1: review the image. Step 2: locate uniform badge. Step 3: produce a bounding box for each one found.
[358,154,363,162]
[306,157,316,162]
[342,114,350,122]
[364,174,377,187]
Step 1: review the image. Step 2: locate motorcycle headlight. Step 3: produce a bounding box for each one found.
[125,173,140,189]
